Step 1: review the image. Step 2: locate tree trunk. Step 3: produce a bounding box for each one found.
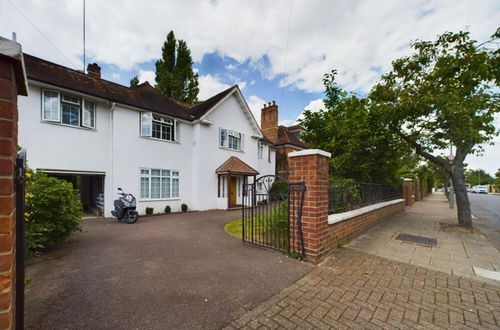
[449,165,472,228]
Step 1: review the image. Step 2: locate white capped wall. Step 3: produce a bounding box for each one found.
[18,83,276,217]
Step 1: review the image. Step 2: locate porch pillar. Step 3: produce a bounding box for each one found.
[288,149,331,263]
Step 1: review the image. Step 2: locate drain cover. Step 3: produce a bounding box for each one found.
[395,233,437,247]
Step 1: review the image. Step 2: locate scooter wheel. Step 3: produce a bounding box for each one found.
[124,211,138,224]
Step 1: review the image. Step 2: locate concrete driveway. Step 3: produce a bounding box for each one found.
[25,210,313,329]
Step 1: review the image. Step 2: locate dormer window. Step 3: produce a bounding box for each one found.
[42,89,95,129]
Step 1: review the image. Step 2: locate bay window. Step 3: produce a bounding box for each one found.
[140,168,180,199]
[42,89,95,129]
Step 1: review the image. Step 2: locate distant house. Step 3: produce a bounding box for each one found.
[18,55,276,216]
[260,101,308,178]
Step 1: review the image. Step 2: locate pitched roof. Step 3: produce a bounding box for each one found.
[215,156,259,175]
[286,124,304,132]
[24,54,193,121]
[275,125,308,149]
[189,85,237,118]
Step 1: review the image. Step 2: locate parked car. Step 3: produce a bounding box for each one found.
[472,185,488,194]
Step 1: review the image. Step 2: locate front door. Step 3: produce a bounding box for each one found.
[229,176,237,207]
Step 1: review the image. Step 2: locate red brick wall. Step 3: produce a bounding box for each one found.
[403,180,414,206]
[288,152,330,263]
[327,201,405,248]
[0,56,20,330]
[260,102,278,142]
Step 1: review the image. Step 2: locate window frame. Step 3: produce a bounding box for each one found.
[219,128,244,151]
[41,89,96,130]
[139,168,180,200]
[140,112,180,143]
[258,141,264,158]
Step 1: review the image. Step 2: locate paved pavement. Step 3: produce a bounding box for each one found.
[469,193,500,253]
[348,193,500,281]
[25,210,313,329]
[226,248,500,329]
[227,194,500,329]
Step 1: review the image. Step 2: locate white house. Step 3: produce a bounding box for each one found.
[18,55,276,216]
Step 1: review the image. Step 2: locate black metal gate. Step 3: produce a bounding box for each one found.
[242,175,306,258]
[15,151,26,329]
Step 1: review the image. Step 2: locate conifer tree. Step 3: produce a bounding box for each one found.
[155,31,199,104]
[129,75,139,87]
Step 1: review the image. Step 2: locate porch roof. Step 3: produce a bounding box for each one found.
[215,156,259,176]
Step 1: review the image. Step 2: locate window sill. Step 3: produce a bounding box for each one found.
[141,136,180,144]
[41,120,96,131]
[219,146,244,153]
[139,198,181,202]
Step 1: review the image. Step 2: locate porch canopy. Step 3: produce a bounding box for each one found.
[216,156,259,208]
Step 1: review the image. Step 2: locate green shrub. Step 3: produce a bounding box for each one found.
[164,205,171,214]
[145,207,154,215]
[25,171,83,254]
[181,203,188,212]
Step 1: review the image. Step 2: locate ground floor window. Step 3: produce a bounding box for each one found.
[140,168,179,199]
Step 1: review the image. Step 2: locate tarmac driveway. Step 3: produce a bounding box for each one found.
[25,210,313,329]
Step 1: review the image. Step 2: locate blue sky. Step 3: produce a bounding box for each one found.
[1,0,499,174]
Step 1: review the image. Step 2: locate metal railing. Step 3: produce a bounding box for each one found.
[329,180,402,214]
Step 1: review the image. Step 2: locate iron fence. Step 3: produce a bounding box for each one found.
[329,180,402,214]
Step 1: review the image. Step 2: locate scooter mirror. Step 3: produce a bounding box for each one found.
[117,187,123,191]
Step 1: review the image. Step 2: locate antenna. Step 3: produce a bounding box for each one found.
[83,0,86,72]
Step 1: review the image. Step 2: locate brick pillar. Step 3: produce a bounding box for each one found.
[288,149,331,263]
[403,179,414,206]
[0,37,28,330]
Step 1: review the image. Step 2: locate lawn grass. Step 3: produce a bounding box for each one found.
[224,218,243,238]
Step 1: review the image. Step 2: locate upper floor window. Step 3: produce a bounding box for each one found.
[42,90,95,129]
[219,128,244,151]
[141,112,180,142]
[258,141,264,158]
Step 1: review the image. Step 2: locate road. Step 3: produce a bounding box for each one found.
[469,193,500,252]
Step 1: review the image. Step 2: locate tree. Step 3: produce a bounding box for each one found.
[466,169,494,186]
[155,31,199,104]
[299,71,410,185]
[369,29,500,228]
[129,75,139,87]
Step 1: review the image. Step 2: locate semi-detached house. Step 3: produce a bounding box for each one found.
[18,55,276,217]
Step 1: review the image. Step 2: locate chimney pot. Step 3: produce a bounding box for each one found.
[272,100,276,105]
[87,63,101,79]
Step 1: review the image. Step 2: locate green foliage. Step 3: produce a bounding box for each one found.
[181,203,188,212]
[25,171,82,254]
[329,179,361,214]
[164,205,171,214]
[129,75,139,87]
[299,71,410,185]
[145,207,154,215]
[466,169,494,186]
[155,31,199,104]
[269,179,288,201]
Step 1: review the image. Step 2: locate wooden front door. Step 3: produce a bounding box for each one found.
[229,176,237,207]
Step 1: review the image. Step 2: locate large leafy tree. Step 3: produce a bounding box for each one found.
[129,75,139,87]
[466,169,494,186]
[369,29,500,228]
[155,31,199,104]
[299,71,410,185]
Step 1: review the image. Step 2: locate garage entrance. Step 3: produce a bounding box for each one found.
[44,170,105,217]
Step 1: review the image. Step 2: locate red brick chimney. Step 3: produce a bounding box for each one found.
[261,101,278,142]
[87,63,101,78]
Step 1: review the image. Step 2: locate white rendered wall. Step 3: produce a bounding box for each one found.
[192,93,275,210]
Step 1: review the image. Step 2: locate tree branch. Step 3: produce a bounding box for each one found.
[394,129,450,169]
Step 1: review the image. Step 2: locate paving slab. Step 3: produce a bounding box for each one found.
[349,193,500,282]
[226,248,500,329]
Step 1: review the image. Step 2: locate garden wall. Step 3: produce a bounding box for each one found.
[326,199,405,248]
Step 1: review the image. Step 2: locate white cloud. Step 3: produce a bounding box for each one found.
[246,95,266,126]
[198,74,231,100]
[3,0,498,93]
[295,98,324,123]
[138,70,156,85]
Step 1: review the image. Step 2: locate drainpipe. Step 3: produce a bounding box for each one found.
[109,102,116,216]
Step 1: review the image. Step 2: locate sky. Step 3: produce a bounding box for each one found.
[1,0,499,175]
